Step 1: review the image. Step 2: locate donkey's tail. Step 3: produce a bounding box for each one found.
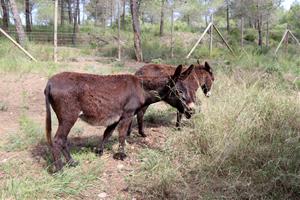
[44,84,52,146]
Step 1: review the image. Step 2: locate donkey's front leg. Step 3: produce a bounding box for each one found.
[137,106,148,137]
[113,117,133,160]
[176,112,183,129]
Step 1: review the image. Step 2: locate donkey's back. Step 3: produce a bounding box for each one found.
[46,72,145,127]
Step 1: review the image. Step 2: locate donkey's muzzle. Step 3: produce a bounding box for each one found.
[184,103,196,119]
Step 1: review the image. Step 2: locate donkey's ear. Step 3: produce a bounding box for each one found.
[204,61,211,71]
[171,64,183,82]
[179,64,194,81]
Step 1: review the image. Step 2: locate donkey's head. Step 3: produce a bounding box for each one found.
[196,61,214,97]
[161,64,196,119]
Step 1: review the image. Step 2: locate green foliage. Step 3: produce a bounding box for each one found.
[282,2,300,32]
[142,39,169,62]
[173,21,193,32]
[244,29,256,42]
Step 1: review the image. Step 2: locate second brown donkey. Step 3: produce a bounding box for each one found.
[131,61,214,137]
[44,65,194,172]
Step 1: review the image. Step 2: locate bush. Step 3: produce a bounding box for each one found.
[244,29,257,42]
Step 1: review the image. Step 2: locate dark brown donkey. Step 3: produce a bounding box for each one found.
[44,65,194,171]
[131,61,214,137]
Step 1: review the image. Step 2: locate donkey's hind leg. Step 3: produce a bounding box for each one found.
[113,117,133,160]
[52,116,78,172]
[96,122,119,156]
[61,140,78,167]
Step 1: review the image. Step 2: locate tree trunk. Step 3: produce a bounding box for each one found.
[241,17,244,47]
[10,0,26,46]
[68,0,73,24]
[130,0,143,62]
[25,0,32,32]
[110,0,113,26]
[159,0,165,37]
[1,0,9,31]
[257,15,262,47]
[78,0,80,25]
[256,3,262,48]
[266,16,269,47]
[30,3,33,26]
[226,0,230,33]
[171,5,174,58]
[95,0,98,26]
[121,0,126,29]
[82,0,85,24]
[61,0,65,26]
[72,0,79,46]
[117,0,121,60]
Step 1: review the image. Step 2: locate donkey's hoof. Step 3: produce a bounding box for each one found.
[95,148,104,156]
[139,132,147,137]
[67,159,79,167]
[113,152,127,160]
[52,166,63,174]
[175,124,181,130]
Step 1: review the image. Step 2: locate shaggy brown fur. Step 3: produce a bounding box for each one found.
[44,65,194,172]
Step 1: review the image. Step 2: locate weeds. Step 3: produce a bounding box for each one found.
[4,115,44,151]
[0,151,103,199]
[128,70,300,199]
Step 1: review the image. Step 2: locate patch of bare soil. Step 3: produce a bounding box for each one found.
[0,59,177,199]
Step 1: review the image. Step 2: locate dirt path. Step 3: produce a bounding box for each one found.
[0,60,176,199]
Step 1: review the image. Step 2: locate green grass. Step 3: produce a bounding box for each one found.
[143,106,176,126]
[0,39,94,76]
[0,151,103,199]
[127,69,300,199]
[4,115,44,152]
[0,101,8,112]
[0,39,58,75]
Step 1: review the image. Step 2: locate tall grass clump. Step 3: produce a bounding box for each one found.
[128,70,300,199]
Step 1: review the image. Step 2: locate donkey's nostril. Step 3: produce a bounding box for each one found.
[187,102,195,110]
[205,91,211,97]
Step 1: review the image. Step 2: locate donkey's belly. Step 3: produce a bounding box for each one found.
[79,111,121,127]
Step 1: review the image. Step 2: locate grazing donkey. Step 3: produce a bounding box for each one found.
[44,65,194,171]
[131,61,214,137]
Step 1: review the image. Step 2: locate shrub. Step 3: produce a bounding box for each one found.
[244,29,257,42]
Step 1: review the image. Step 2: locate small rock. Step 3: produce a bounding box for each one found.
[117,164,124,170]
[98,192,107,198]
[132,198,137,200]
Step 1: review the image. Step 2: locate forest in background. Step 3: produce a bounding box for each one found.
[0,0,300,62]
